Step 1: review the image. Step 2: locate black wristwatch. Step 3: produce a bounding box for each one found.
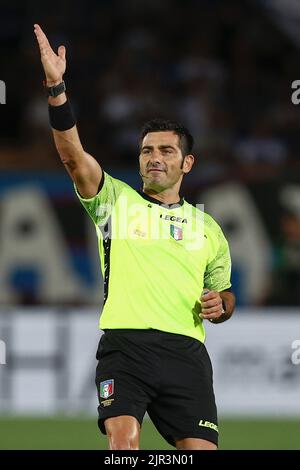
[46,80,66,97]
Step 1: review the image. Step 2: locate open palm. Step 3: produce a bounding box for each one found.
[34,24,66,84]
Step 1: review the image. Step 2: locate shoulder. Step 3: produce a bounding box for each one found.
[102,171,133,191]
[203,212,222,234]
[185,200,222,234]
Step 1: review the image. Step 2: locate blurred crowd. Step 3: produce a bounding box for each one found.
[0,0,299,179]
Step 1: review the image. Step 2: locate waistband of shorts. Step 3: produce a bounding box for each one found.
[102,328,202,344]
[103,328,163,335]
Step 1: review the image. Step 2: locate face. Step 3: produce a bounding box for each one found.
[139,131,193,191]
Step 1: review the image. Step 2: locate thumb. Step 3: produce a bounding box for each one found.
[201,289,210,301]
[58,45,66,60]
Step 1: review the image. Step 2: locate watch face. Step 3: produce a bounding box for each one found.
[48,81,65,97]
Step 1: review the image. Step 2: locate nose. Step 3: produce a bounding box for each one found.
[149,150,163,165]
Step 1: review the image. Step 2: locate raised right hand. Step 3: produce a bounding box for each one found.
[34,24,66,86]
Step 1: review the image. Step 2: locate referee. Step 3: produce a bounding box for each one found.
[34,24,235,451]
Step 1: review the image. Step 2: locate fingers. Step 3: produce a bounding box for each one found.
[34,24,48,44]
[200,312,219,320]
[33,23,52,55]
[200,290,220,304]
[200,304,222,320]
[200,289,222,320]
[201,298,222,309]
[200,290,216,301]
[58,45,66,61]
[201,306,220,315]
[201,302,222,314]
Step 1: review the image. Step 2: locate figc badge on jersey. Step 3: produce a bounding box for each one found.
[100,379,114,398]
[170,224,183,241]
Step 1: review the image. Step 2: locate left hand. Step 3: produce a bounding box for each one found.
[200,289,224,321]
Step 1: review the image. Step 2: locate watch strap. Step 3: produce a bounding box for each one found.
[46,80,66,97]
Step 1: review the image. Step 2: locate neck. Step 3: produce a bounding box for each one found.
[142,186,180,205]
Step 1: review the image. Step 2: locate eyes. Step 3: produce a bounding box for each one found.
[141,148,175,156]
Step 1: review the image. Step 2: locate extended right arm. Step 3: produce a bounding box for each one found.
[34,24,101,198]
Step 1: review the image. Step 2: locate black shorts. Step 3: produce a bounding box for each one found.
[95,329,218,447]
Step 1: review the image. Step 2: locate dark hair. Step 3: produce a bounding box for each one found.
[140,118,194,156]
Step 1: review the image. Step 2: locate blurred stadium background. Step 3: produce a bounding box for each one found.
[0,0,300,449]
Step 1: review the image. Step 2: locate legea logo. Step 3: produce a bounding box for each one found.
[291,340,300,365]
[291,80,300,105]
[0,340,6,365]
[0,80,6,104]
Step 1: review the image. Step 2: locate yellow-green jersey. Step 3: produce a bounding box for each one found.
[75,172,232,343]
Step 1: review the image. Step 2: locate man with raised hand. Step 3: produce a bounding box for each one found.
[34,24,235,450]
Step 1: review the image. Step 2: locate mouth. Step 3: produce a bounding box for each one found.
[147,168,164,173]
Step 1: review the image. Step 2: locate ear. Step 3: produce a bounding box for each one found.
[182,154,195,174]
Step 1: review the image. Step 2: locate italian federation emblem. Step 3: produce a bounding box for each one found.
[100,379,114,399]
[170,224,183,241]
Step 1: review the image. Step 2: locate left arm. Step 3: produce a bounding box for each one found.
[201,220,235,323]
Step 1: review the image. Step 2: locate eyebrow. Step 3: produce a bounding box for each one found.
[141,145,176,151]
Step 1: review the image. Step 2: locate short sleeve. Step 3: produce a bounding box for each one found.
[204,227,232,292]
[74,171,129,225]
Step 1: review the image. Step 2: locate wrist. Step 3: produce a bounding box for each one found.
[44,78,63,87]
[48,94,67,107]
[209,300,228,324]
[48,98,76,131]
[209,312,228,324]
[44,80,67,106]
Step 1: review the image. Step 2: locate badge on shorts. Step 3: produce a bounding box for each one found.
[170,224,183,241]
[100,379,114,398]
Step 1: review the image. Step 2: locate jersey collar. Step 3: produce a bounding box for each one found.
[137,190,184,209]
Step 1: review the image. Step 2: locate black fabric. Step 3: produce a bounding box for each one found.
[97,172,105,194]
[99,214,112,306]
[48,99,76,131]
[136,189,184,208]
[95,329,218,447]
